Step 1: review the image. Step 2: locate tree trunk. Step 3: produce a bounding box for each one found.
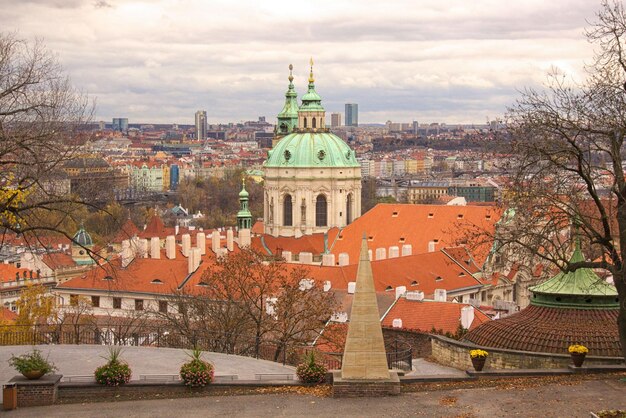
[615,274,626,361]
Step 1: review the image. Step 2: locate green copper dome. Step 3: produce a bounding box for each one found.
[265,132,359,168]
[529,246,619,309]
[72,227,93,247]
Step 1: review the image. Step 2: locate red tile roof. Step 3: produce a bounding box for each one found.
[0,307,17,323]
[42,252,76,269]
[252,228,340,256]
[112,218,140,243]
[330,203,501,266]
[57,250,190,296]
[300,250,483,295]
[0,264,33,283]
[464,304,621,357]
[381,299,491,334]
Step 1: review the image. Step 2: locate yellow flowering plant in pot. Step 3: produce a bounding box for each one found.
[568,344,589,367]
[469,349,488,372]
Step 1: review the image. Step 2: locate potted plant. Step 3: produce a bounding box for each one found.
[9,349,57,380]
[568,344,589,367]
[180,347,214,387]
[94,346,132,386]
[469,349,489,372]
[296,351,328,384]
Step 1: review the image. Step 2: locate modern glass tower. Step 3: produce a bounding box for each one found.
[345,103,358,127]
[195,110,207,140]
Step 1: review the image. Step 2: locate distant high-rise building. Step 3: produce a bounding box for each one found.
[112,118,129,133]
[412,120,419,135]
[345,103,358,127]
[195,110,207,140]
[331,113,342,127]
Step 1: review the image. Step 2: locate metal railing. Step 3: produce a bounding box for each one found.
[0,324,413,371]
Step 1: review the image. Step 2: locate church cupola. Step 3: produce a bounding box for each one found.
[298,58,325,131]
[71,226,95,265]
[275,64,299,140]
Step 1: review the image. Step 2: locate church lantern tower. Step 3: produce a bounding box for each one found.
[273,64,299,147]
[237,179,253,230]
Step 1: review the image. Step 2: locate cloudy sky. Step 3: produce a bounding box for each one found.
[1,0,601,124]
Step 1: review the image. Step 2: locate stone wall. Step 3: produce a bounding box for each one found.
[431,335,624,370]
[332,371,400,398]
[382,328,431,358]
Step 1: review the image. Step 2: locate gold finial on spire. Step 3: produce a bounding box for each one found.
[308,57,315,83]
[241,176,246,188]
[288,63,293,83]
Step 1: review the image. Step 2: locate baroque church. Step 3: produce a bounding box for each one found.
[263,61,362,237]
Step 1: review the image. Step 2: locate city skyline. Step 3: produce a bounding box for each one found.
[0,0,598,124]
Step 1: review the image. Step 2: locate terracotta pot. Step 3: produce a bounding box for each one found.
[571,353,586,367]
[22,370,45,380]
[471,356,486,372]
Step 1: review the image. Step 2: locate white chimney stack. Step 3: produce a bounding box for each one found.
[226,229,234,252]
[238,229,251,248]
[461,305,475,329]
[299,252,313,264]
[395,286,406,300]
[428,241,436,253]
[121,239,133,268]
[165,235,176,259]
[388,246,399,258]
[401,244,412,257]
[347,281,356,294]
[434,288,447,302]
[392,318,403,329]
[322,253,335,266]
[181,234,191,257]
[406,291,424,301]
[197,232,206,255]
[139,239,149,258]
[282,251,292,263]
[175,225,179,236]
[368,249,373,261]
[338,253,350,266]
[212,230,220,253]
[299,278,314,290]
[375,248,386,261]
[150,237,160,259]
[323,281,331,292]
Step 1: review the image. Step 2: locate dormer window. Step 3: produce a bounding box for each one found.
[151,279,163,284]
[385,286,393,291]
[103,276,113,281]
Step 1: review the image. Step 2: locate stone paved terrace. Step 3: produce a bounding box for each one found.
[3,376,626,417]
[0,345,296,402]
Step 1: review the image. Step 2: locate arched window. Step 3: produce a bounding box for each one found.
[280,122,287,133]
[312,118,317,128]
[303,118,307,128]
[283,194,293,226]
[346,193,353,225]
[316,195,327,227]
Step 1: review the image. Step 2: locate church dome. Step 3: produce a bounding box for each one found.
[72,227,93,247]
[265,132,360,168]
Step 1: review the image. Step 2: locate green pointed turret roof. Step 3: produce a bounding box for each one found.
[529,244,618,309]
[299,58,324,112]
[278,64,299,119]
[237,178,252,219]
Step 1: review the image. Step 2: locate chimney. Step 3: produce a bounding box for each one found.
[211,230,220,253]
[395,286,406,300]
[238,229,251,248]
[428,241,436,253]
[388,246,399,258]
[299,252,313,264]
[322,253,335,266]
[338,253,349,266]
[323,281,331,292]
[193,247,201,271]
[175,225,179,235]
[406,291,424,301]
[197,232,206,255]
[282,250,292,263]
[150,237,160,259]
[392,318,403,329]
[299,278,314,290]
[226,229,234,252]
[165,235,176,259]
[434,288,447,302]
[347,281,356,294]
[368,249,373,261]
[460,305,475,329]
[121,239,133,268]
[375,248,386,261]
[401,244,412,257]
[139,239,149,258]
[181,234,191,257]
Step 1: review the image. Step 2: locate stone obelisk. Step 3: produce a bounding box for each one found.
[333,233,400,397]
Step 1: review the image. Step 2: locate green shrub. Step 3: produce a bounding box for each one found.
[180,348,214,387]
[94,347,132,386]
[9,349,57,375]
[296,351,327,384]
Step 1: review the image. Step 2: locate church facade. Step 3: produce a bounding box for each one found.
[263,62,362,237]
